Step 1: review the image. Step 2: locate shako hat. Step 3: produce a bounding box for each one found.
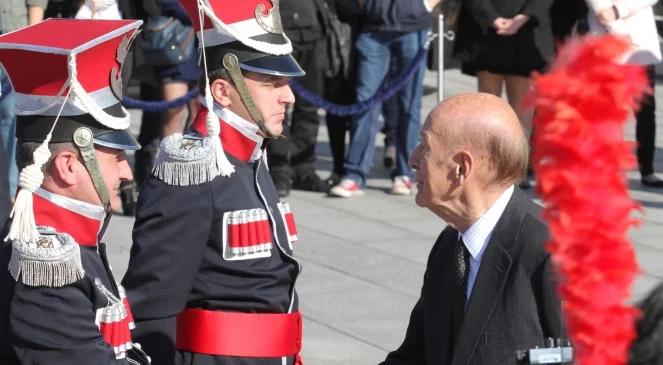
[0,18,141,149]
[178,0,304,77]
[0,18,142,244]
[165,0,304,179]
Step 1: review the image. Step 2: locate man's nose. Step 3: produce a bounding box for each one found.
[118,159,134,182]
[409,145,420,170]
[281,85,296,105]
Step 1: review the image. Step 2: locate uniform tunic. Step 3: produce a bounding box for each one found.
[0,188,136,365]
[122,106,302,365]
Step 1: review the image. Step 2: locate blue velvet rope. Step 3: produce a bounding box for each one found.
[121,45,427,115]
[289,45,429,116]
[122,89,200,112]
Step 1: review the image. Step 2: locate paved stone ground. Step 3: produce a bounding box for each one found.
[105,68,663,365]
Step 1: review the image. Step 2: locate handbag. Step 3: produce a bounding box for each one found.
[142,16,195,67]
[318,1,353,79]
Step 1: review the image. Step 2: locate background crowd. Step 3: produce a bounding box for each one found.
[1,0,662,206]
[0,0,662,364]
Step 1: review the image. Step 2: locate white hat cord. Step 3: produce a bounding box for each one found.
[5,87,72,244]
[16,80,71,116]
[197,2,234,177]
[13,53,130,129]
[67,54,130,130]
[197,0,292,56]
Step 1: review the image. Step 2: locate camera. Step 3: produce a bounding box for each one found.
[516,338,573,364]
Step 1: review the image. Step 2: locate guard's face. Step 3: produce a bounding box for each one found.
[409,117,455,210]
[231,72,295,136]
[78,146,133,212]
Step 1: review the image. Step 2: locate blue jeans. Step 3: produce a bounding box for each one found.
[344,29,428,186]
[0,70,17,198]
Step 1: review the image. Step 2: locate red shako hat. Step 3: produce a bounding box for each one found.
[0,18,142,244]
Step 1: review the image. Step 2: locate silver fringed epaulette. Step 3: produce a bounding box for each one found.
[8,229,85,287]
[151,133,220,186]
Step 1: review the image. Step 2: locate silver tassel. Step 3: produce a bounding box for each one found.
[151,134,223,186]
[152,158,219,187]
[8,236,85,287]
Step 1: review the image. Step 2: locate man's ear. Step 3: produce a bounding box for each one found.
[452,150,474,184]
[210,78,234,108]
[47,150,81,187]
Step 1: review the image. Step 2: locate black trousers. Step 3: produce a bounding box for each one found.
[636,65,657,176]
[268,35,326,179]
[135,83,162,187]
[382,95,398,148]
[324,76,355,177]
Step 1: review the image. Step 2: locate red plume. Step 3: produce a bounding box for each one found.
[530,35,648,365]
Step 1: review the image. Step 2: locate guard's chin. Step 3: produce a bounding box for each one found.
[109,196,123,214]
[263,124,284,139]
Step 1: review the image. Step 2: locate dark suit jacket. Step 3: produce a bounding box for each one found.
[381,187,565,365]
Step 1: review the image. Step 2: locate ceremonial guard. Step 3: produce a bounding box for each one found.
[122,0,305,364]
[0,19,149,364]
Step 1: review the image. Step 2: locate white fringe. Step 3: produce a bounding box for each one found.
[196,2,235,179]
[151,133,223,186]
[5,128,54,244]
[152,158,219,187]
[9,240,85,287]
[6,189,38,244]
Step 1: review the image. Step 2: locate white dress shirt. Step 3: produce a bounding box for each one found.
[458,185,514,303]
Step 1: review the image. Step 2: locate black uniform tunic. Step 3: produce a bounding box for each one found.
[122,106,302,365]
[0,188,135,365]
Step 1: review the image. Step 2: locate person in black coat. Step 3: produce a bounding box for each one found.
[380,93,564,365]
[453,0,555,143]
[268,0,328,197]
[630,282,663,365]
[320,0,362,186]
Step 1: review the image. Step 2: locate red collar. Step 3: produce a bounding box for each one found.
[32,189,106,247]
[191,106,264,163]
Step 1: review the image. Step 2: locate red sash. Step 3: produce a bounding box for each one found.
[176,309,302,358]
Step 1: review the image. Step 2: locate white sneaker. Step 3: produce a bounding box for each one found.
[391,176,413,195]
[329,179,364,198]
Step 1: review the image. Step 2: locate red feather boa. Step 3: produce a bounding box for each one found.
[530,35,648,365]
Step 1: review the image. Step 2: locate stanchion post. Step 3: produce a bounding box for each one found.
[437,14,444,102]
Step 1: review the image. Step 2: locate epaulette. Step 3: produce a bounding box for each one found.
[152,132,220,186]
[8,227,85,287]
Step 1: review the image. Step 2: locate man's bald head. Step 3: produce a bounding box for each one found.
[427,93,528,185]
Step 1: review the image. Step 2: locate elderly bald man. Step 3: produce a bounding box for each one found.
[380,93,565,365]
